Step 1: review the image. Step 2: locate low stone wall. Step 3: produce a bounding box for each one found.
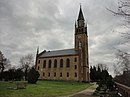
[16,82,27,89]
[115,82,130,97]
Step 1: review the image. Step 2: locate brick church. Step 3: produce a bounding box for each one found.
[35,6,89,82]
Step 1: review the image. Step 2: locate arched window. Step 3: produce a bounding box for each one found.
[66,58,70,68]
[48,60,51,68]
[75,65,77,69]
[60,59,63,68]
[74,58,77,62]
[79,41,82,47]
[38,60,40,64]
[60,72,62,77]
[87,72,89,80]
[38,66,39,70]
[43,72,45,76]
[82,28,83,32]
[54,59,57,68]
[67,72,69,77]
[43,60,46,68]
[54,72,56,77]
[75,73,77,77]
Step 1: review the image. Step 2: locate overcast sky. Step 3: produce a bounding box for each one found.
[0,0,129,76]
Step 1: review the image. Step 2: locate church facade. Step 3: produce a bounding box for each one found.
[35,6,89,82]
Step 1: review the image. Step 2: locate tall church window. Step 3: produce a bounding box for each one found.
[75,65,77,69]
[60,59,63,68]
[48,60,51,68]
[43,72,45,77]
[87,72,89,80]
[43,60,46,68]
[67,72,69,77]
[54,59,57,68]
[38,66,39,70]
[54,72,56,77]
[81,28,83,32]
[74,58,77,62]
[60,72,62,77]
[87,57,89,65]
[38,60,40,64]
[66,58,70,68]
[75,73,77,77]
[79,41,82,47]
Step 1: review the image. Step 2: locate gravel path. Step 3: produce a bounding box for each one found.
[62,83,98,97]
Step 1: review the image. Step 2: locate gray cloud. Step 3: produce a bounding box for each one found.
[0,0,129,76]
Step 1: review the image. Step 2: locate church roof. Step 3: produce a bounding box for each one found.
[77,5,84,20]
[39,49,79,58]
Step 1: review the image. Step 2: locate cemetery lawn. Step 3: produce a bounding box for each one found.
[0,80,91,97]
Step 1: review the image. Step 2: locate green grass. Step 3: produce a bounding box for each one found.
[0,80,91,97]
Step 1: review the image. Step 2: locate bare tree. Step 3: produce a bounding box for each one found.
[113,49,130,86]
[111,0,130,20]
[108,0,130,74]
[0,51,11,80]
[107,0,130,38]
[19,54,34,80]
[0,51,10,73]
[114,50,130,74]
[96,63,109,71]
[106,0,130,87]
[113,64,121,75]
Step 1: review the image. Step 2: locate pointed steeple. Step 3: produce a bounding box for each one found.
[77,5,84,21]
[37,46,39,55]
[35,46,39,69]
[75,20,76,28]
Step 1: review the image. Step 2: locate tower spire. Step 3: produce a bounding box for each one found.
[77,5,84,21]
[77,5,85,27]
[75,20,76,27]
[37,46,39,55]
[35,46,39,69]
[75,6,89,81]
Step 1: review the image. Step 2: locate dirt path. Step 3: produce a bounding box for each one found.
[67,83,98,97]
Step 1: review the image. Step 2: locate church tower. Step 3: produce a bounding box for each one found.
[75,6,89,81]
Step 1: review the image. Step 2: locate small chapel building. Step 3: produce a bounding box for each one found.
[35,6,89,82]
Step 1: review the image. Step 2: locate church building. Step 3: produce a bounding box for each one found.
[35,6,89,82]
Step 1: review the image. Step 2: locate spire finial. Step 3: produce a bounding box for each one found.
[37,46,39,55]
[80,3,81,8]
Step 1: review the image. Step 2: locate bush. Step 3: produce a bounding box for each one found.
[96,86,101,91]
[27,67,40,84]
